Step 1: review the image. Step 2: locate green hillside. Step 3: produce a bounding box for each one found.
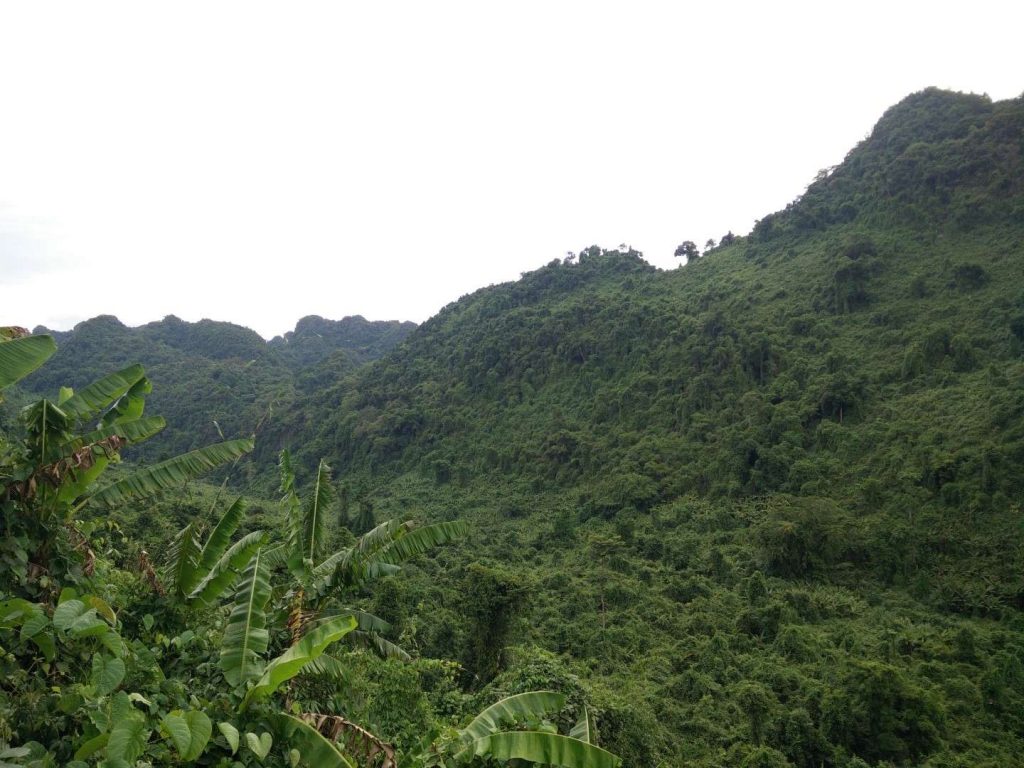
[3,88,1022,767]
[22,313,416,462]
[263,89,1024,765]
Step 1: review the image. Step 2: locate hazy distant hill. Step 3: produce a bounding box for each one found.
[23,313,416,461]
[269,314,416,368]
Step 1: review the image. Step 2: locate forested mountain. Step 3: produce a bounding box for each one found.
[258,88,1023,765]
[4,88,1023,767]
[20,313,415,461]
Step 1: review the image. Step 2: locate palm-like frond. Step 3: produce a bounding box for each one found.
[242,613,357,707]
[166,521,203,598]
[61,364,145,422]
[301,460,335,565]
[271,714,354,768]
[460,691,566,743]
[220,547,272,687]
[189,530,266,604]
[0,334,56,390]
[99,375,152,425]
[373,521,468,566]
[89,437,254,507]
[196,496,247,576]
[279,449,304,579]
[77,416,167,448]
[466,732,621,768]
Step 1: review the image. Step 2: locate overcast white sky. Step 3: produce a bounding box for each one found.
[0,1,1021,338]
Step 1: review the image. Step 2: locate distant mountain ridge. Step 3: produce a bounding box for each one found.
[23,312,416,462]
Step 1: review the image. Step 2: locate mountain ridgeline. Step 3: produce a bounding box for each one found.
[14,89,1024,766]
[265,89,1023,766]
[21,313,415,461]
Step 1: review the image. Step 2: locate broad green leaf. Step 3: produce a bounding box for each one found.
[73,733,109,761]
[460,691,566,743]
[220,547,271,687]
[167,521,203,598]
[351,630,412,662]
[245,731,273,760]
[299,653,349,682]
[61,364,145,421]
[106,713,149,763]
[99,375,152,425]
[189,530,266,604]
[0,334,56,390]
[161,710,212,761]
[98,628,127,656]
[52,600,105,635]
[89,437,255,508]
[91,655,126,695]
[218,721,240,754]
[30,631,56,661]
[242,614,357,708]
[196,495,248,576]
[88,595,117,624]
[569,706,596,744]
[77,416,166,448]
[280,449,304,580]
[356,519,406,557]
[468,732,621,768]
[271,715,353,768]
[301,459,335,565]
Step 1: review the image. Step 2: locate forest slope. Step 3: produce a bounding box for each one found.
[266,89,1024,766]
[20,313,415,461]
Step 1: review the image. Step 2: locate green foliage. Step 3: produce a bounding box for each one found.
[220,546,272,687]
[6,88,1024,766]
[0,333,56,391]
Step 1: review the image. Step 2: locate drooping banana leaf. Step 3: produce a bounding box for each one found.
[0,334,56,390]
[271,714,354,768]
[241,613,357,707]
[300,653,349,682]
[279,449,304,579]
[167,521,203,598]
[61,364,145,422]
[220,546,272,687]
[349,630,411,662]
[372,521,468,566]
[196,496,247,576]
[55,417,168,504]
[466,732,621,768]
[300,459,335,566]
[99,375,152,426]
[356,519,407,557]
[460,691,566,743]
[189,530,266,604]
[89,437,254,508]
[76,415,167,447]
[569,706,597,744]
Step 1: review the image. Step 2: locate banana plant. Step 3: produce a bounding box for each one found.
[420,691,622,768]
[277,450,468,655]
[0,338,255,593]
[0,329,56,392]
